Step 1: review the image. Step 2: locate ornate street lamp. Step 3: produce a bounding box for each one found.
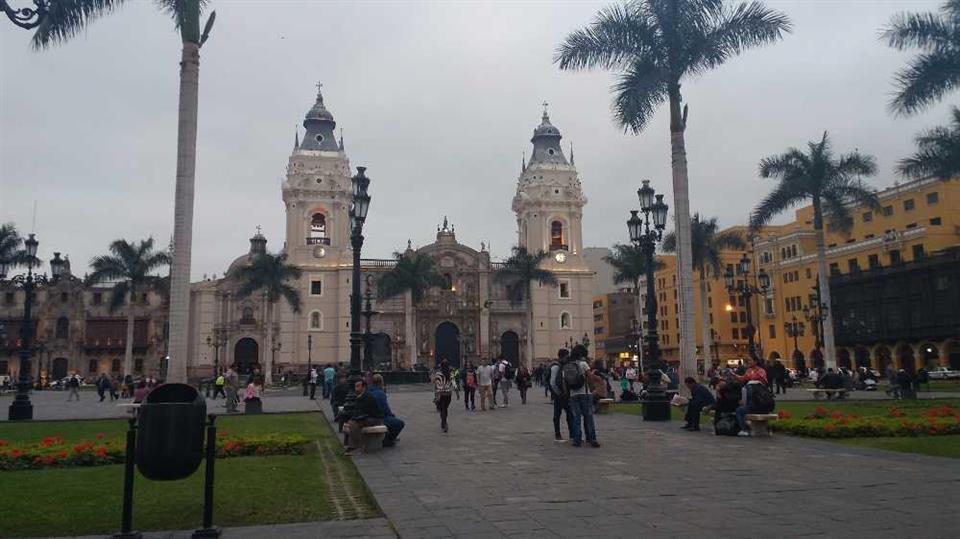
[205,329,227,376]
[723,253,769,362]
[302,333,313,397]
[784,316,805,370]
[5,233,51,420]
[342,167,371,416]
[627,180,669,421]
[1,0,48,29]
[802,282,828,367]
[361,274,380,372]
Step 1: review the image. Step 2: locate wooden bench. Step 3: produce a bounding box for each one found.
[116,403,141,417]
[746,413,778,437]
[596,398,615,413]
[806,388,848,400]
[360,425,388,453]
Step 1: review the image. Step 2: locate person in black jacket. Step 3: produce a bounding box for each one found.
[682,377,716,431]
[345,379,384,455]
[714,380,741,434]
[330,373,350,430]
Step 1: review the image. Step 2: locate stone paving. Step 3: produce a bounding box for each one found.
[348,386,960,538]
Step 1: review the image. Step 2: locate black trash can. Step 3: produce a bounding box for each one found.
[136,383,207,481]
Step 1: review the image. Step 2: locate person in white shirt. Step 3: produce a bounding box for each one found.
[498,358,513,407]
[625,366,638,391]
[476,359,495,411]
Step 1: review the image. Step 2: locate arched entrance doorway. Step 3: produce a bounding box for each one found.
[435,322,460,368]
[838,349,852,369]
[501,331,520,366]
[234,338,260,375]
[52,358,68,380]
[370,333,392,370]
[811,349,824,369]
[792,350,805,371]
[897,344,915,373]
[920,343,939,369]
[875,345,892,373]
[854,346,870,370]
[946,340,960,370]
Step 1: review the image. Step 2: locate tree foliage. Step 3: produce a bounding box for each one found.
[663,214,745,277]
[897,107,960,180]
[493,247,558,305]
[232,252,302,313]
[87,238,170,312]
[377,251,444,304]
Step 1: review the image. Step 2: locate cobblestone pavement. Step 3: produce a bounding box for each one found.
[348,386,960,539]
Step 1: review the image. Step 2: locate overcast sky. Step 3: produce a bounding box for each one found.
[1,0,954,280]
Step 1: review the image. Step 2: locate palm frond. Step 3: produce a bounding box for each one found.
[890,50,960,116]
[882,11,952,51]
[31,0,126,49]
[691,0,792,74]
[555,2,658,71]
[897,107,960,179]
[107,280,129,313]
[749,181,806,230]
[612,60,670,133]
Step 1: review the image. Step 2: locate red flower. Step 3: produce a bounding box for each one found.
[96,446,107,458]
[44,456,56,465]
[11,449,22,458]
[0,439,8,446]
[95,433,105,440]
[823,423,836,430]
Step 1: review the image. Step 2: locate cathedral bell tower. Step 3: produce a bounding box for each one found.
[512,107,593,365]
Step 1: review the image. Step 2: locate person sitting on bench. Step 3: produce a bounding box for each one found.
[681,377,715,432]
[368,374,404,447]
[820,368,844,398]
[330,372,350,430]
[345,379,384,456]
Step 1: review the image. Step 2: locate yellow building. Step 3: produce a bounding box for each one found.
[593,290,639,365]
[647,176,960,372]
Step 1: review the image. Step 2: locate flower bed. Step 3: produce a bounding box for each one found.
[774,404,960,438]
[0,432,311,471]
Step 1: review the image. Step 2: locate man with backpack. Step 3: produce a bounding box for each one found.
[67,374,81,402]
[548,349,575,442]
[498,358,514,407]
[735,357,774,436]
[558,345,600,448]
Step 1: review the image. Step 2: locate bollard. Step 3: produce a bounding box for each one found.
[192,414,220,538]
[112,417,142,539]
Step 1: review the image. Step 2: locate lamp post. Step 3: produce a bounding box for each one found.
[723,253,770,363]
[361,274,380,372]
[302,333,313,397]
[1,0,48,29]
[342,167,371,416]
[271,340,282,382]
[627,180,669,421]
[205,330,226,376]
[34,338,45,390]
[784,316,805,370]
[802,282,828,368]
[5,233,62,420]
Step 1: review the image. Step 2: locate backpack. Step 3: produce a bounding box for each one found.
[748,383,776,414]
[715,412,739,436]
[504,364,516,380]
[466,372,476,389]
[548,362,562,396]
[69,377,79,388]
[561,360,585,391]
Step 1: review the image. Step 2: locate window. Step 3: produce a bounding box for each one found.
[709,313,714,324]
[550,220,566,250]
[739,312,747,323]
[865,234,875,239]
[862,211,872,222]
[729,296,737,307]
[730,312,738,323]
[868,254,880,269]
[847,258,859,272]
[764,298,774,315]
[883,205,893,217]
[241,306,255,323]
[60,291,68,303]
[594,327,603,335]
[308,213,328,245]
[707,297,712,308]
[930,217,942,226]
[912,244,925,261]
[56,317,70,339]
[93,292,102,305]
[829,263,840,276]
[88,359,97,373]
[828,243,837,248]
[134,358,144,374]
[926,192,939,204]
[309,310,322,330]
[310,280,323,296]
[905,222,917,229]
[889,249,901,264]
[806,268,812,279]
[769,325,776,339]
[559,312,571,329]
[904,199,915,211]
[732,328,740,340]
[111,359,121,373]
[558,280,570,299]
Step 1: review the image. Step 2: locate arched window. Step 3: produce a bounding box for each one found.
[550,220,566,250]
[309,310,323,330]
[560,312,571,329]
[55,317,69,339]
[308,213,328,245]
[241,307,255,323]
[443,273,454,291]
[111,358,121,373]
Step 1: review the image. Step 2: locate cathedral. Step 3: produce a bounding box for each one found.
[185,88,594,381]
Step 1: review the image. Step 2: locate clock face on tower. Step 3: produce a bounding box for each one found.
[554,252,567,264]
[313,246,326,259]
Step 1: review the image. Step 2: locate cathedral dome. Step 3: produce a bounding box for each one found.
[532,111,561,139]
[299,86,341,152]
[226,230,267,276]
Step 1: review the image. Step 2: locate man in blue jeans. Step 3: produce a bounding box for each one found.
[565,345,600,448]
[323,364,336,399]
[368,374,404,447]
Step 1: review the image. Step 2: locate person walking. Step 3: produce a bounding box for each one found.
[491,358,501,408]
[515,364,531,404]
[625,365,638,392]
[498,358,514,407]
[110,376,120,401]
[563,345,599,448]
[462,361,477,411]
[67,374,81,402]
[308,367,319,400]
[681,377,715,431]
[96,373,110,402]
[885,363,899,398]
[224,367,239,413]
[548,349,575,443]
[477,358,495,411]
[213,371,226,399]
[434,360,454,432]
[771,360,787,395]
[323,364,336,399]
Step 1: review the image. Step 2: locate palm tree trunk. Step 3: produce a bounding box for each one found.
[526,283,535,369]
[668,87,697,383]
[405,291,416,368]
[265,301,274,385]
[812,200,837,369]
[698,270,712,378]
[124,287,135,377]
[167,41,201,384]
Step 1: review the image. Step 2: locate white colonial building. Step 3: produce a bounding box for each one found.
[185,89,594,381]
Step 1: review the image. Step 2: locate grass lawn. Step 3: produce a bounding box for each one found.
[837,435,960,459]
[0,412,379,537]
[920,380,960,393]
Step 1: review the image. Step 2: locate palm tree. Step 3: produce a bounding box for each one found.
[750,132,879,369]
[663,215,745,369]
[232,252,302,384]
[493,247,558,367]
[897,107,960,180]
[33,1,216,383]
[0,223,40,272]
[377,251,444,368]
[882,0,960,115]
[87,238,171,377]
[556,0,791,382]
